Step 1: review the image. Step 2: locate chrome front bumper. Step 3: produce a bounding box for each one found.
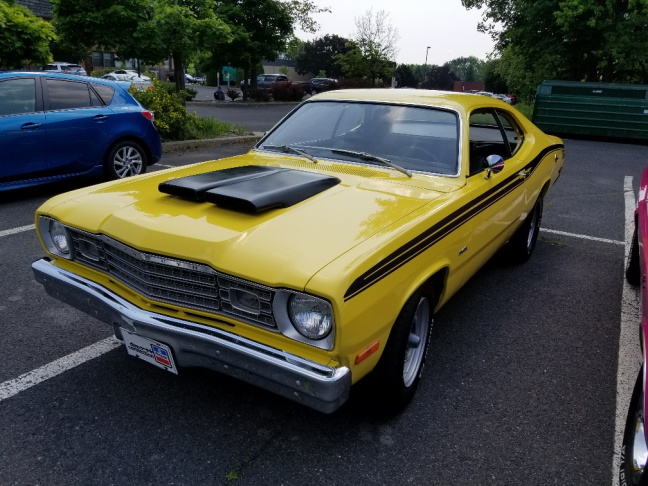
[32,258,351,413]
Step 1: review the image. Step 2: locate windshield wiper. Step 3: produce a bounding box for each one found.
[262,144,317,163]
[331,149,412,177]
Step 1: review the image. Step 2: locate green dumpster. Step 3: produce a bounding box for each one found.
[532,80,648,140]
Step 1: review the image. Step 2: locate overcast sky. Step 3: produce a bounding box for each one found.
[296,0,495,66]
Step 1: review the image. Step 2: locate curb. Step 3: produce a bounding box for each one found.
[162,133,264,153]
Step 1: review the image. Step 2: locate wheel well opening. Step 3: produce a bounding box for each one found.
[425,268,448,311]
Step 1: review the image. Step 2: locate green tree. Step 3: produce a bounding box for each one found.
[53,0,231,92]
[285,37,305,60]
[294,34,351,78]
[444,56,484,82]
[395,64,417,88]
[207,0,292,100]
[462,0,648,90]
[481,57,509,94]
[422,65,457,90]
[0,0,56,69]
[207,0,326,100]
[336,9,399,84]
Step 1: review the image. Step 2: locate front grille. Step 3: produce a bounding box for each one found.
[68,229,277,329]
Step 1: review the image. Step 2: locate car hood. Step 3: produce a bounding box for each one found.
[40,153,462,289]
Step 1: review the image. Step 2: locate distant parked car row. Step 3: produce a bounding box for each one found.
[239,74,338,95]
[472,90,516,105]
[309,78,337,94]
[166,72,205,84]
[44,62,87,76]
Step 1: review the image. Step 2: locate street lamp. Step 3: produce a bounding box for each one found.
[423,46,431,87]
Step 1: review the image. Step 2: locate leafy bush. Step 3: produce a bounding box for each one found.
[270,82,304,101]
[157,80,195,101]
[514,101,534,120]
[226,88,240,101]
[130,79,242,141]
[250,88,271,102]
[129,82,192,141]
[184,116,246,140]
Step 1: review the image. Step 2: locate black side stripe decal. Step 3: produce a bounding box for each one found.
[343,144,563,301]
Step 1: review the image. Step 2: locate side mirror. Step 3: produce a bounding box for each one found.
[485,154,505,180]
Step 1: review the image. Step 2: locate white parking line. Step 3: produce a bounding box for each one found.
[0,337,122,402]
[0,224,34,238]
[541,228,624,246]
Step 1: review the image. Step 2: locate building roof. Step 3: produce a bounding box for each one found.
[16,0,53,20]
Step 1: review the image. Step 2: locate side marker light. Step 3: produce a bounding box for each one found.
[355,340,380,365]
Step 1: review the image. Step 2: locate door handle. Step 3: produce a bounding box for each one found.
[94,114,110,122]
[20,122,43,130]
[516,170,531,179]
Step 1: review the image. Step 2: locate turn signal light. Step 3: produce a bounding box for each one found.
[355,340,380,365]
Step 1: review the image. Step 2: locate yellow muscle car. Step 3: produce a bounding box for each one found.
[32,89,564,413]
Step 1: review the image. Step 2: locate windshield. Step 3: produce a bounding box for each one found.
[258,101,460,176]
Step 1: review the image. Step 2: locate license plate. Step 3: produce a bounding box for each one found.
[121,329,178,374]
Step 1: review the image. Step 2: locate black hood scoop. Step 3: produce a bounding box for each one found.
[159,165,341,214]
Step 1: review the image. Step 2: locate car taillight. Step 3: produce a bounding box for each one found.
[141,110,154,121]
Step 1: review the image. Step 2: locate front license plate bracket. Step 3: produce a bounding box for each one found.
[121,329,178,374]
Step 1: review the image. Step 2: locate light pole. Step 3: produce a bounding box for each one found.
[423,46,431,87]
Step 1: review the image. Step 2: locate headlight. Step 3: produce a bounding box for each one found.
[288,294,333,340]
[50,220,70,254]
[39,216,73,259]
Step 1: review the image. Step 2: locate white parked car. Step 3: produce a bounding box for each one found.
[101,73,153,90]
[44,62,87,76]
[106,69,151,82]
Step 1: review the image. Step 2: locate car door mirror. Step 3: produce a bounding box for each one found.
[485,154,505,180]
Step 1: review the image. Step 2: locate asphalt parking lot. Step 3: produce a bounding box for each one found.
[1,133,646,485]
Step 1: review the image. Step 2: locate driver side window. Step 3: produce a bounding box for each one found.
[468,109,523,176]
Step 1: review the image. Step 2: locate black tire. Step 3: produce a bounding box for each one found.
[627,226,641,286]
[620,366,648,486]
[105,140,147,180]
[369,285,434,413]
[508,194,543,263]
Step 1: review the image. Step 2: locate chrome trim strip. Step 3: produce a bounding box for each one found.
[32,258,351,413]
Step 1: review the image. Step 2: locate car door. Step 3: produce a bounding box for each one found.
[43,77,115,176]
[0,76,47,182]
[460,108,528,267]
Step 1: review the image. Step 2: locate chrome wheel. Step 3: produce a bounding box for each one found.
[621,366,648,486]
[112,144,144,178]
[526,203,538,250]
[632,414,648,482]
[403,296,431,387]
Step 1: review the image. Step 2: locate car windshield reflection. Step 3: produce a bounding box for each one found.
[258,101,460,176]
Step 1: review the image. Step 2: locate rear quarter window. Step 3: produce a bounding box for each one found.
[91,83,115,105]
[46,79,103,110]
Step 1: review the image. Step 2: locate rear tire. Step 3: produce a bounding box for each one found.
[627,227,641,286]
[105,140,147,180]
[620,366,648,486]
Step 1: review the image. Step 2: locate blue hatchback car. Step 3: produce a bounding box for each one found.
[0,72,162,191]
